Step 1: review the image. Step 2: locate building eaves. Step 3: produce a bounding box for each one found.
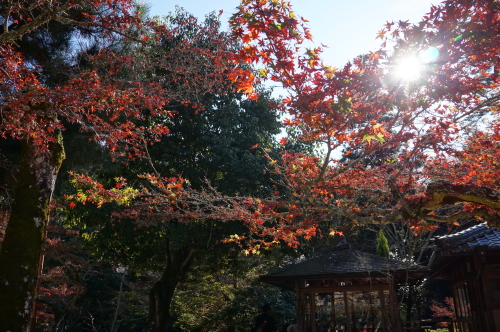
[433,222,500,253]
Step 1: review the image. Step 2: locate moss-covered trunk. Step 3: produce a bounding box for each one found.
[0,136,64,332]
[147,243,195,332]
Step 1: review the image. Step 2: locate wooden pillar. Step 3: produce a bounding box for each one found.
[311,292,316,332]
[390,278,403,332]
[344,291,351,332]
[296,280,303,332]
[469,255,486,332]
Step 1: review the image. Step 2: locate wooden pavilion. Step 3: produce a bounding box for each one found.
[260,241,426,332]
[428,222,500,332]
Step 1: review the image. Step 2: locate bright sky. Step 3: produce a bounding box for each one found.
[146,0,438,67]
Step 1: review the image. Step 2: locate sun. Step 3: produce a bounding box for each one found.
[393,56,422,82]
[392,47,439,82]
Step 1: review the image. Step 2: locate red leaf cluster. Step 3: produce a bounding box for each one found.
[227,0,500,233]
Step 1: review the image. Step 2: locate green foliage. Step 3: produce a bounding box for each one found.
[376,228,390,258]
[172,255,296,332]
[281,125,320,159]
[148,88,281,196]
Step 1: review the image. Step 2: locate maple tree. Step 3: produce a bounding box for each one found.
[430,297,456,327]
[226,0,500,240]
[0,1,255,331]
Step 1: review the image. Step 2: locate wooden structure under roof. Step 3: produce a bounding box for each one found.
[260,241,426,332]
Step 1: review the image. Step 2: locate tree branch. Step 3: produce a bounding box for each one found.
[423,181,500,211]
[53,15,147,44]
[0,1,82,45]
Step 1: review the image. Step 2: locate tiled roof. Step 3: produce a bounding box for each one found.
[260,249,423,289]
[433,222,500,253]
[266,250,414,277]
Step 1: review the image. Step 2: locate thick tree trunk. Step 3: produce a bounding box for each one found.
[148,274,179,332]
[0,136,64,332]
[147,244,195,332]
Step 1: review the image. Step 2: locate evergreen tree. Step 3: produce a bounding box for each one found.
[376,228,390,258]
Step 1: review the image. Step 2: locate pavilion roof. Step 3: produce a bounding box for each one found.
[260,248,423,289]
